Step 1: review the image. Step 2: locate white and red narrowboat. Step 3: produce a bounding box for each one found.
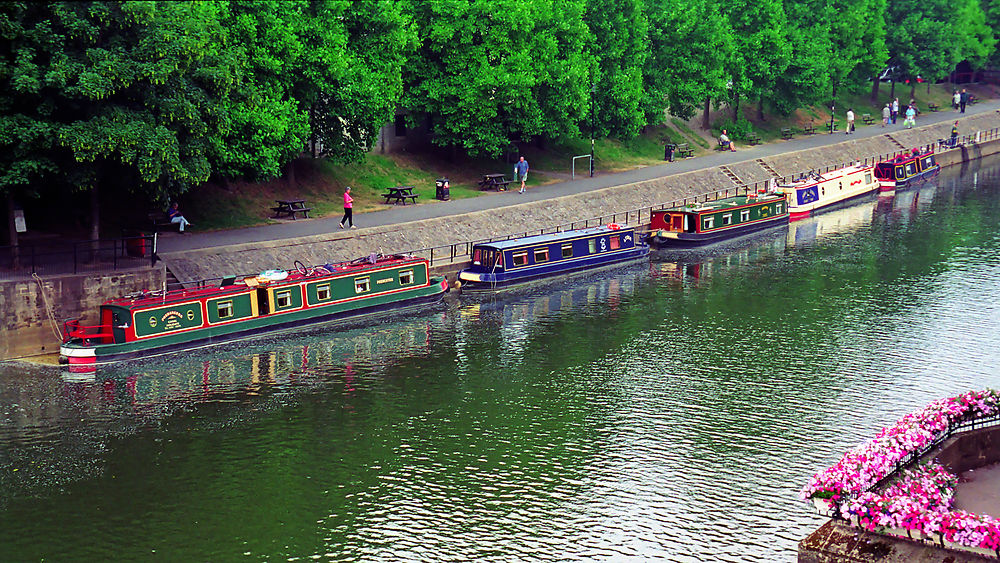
[775,163,879,220]
[60,254,448,367]
[874,148,940,191]
[649,193,789,248]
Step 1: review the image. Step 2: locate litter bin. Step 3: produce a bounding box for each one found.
[124,231,147,257]
[435,177,450,201]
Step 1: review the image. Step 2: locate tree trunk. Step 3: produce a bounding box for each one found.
[890,80,895,99]
[286,159,296,187]
[870,76,880,103]
[909,83,916,102]
[757,99,765,122]
[6,192,18,269]
[89,184,100,262]
[733,93,740,121]
[702,97,711,130]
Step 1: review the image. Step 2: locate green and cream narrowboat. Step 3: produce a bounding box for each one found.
[60,254,448,367]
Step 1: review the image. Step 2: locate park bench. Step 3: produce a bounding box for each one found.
[969,95,979,105]
[862,113,874,125]
[927,102,940,112]
[675,143,694,157]
[478,174,512,190]
[147,211,181,233]
[746,132,761,145]
[803,122,816,135]
[781,128,794,140]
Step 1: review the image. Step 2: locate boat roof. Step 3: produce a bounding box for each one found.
[880,149,933,165]
[660,193,784,212]
[778,164,871,188]
[105,254,426,308]
[477,224,633,250]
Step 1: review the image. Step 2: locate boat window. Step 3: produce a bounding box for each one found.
[355,277,370,293]
[865,173,872,184]
[534,248,549,263]
[473,248,481,265]
[399,270,414,285]
[588,239,597,253]
[317,283,331,301]
[512,251,528,266]
[776,204,782,213]
[609,235,620,250]
[275,289,293,308]
[905,163,915,175]
[703,217,714,229]
[723,213,733,226]
[922,157,933,168]
[895,166,905,179]
[217,300,234,319]
[562,244,573,258]
[740,209,750,221]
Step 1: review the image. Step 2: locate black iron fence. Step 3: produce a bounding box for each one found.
[0,234,159,280]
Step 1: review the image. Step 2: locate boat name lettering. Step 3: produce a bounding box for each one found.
[376,277,394,285]
[161,310,186,330]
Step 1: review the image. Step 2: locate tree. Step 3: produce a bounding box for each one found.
[584,0,648,138]
[720,0,791,121]
[402,0,590,157]
[643,0,732,125]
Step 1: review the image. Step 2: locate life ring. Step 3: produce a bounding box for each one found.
[607,223,621,230]
[257,269,288,282]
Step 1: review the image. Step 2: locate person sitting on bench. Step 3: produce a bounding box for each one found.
[167,202,191,233]
[719,129,736,152]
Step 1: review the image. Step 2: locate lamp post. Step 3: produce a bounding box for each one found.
[590,82,596,177]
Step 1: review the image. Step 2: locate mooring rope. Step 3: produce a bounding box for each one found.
[32,272,63,341]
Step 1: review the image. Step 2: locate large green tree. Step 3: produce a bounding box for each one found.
[584,0,648,138]
[402,0,590,156]
[720,0,791,120]
[643,0,732,126]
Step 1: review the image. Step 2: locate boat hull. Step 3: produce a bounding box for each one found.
[878,165,940,191]
[459,246,649,291]
[652,213,788,248]
[61,278,448,365]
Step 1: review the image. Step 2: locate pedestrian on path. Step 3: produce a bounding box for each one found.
[514,156,529,193]
[903,104,916,129]
[953,90,961,110]
[892,98,899,124]
[881,103,890,127]
[846,108,855,134]
[960,88,969,113]
[339,186,355,229]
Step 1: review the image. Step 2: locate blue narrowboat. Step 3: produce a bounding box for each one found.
[457,224,650,291]
[874,148,940,191]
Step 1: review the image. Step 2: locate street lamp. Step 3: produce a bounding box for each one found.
[590,82,596,177]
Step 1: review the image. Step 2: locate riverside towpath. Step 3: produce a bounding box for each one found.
[159,100,1000,255]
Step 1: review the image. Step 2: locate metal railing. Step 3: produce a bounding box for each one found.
[171,125,1000,287]
[0,234,159,280]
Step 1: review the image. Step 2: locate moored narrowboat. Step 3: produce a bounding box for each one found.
[649,193,788,248]
[874,148,940,191]
[775,163,878,220]
[60,254,448,366]
[457,224,649,291]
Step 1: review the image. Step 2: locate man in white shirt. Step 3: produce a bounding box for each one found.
[846,109,855,134]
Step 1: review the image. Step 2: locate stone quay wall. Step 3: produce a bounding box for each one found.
[3,111,999,360]
[0,268,165,359]
[162,112,1000,285]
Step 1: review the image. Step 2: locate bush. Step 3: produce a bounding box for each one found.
[713,117,755,141]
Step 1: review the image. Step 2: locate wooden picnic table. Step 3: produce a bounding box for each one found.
[478,173,512,191]
[382,185,419,205]
[271,199,312,219]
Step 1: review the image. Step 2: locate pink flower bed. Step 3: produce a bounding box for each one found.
[802,389,1000,553]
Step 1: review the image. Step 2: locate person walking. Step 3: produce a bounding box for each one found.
[953,90,961,111]
[960,88,968,113]
[339,186,355,229]
[951,121,959,147]
[903,104,916,129]
[891,98,899,124]
[846,108,855,134]
[514,156,529,193]
[881,103,890,127]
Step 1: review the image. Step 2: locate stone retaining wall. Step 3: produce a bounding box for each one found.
[161,112,1000,285]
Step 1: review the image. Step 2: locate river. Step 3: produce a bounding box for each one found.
[2,154,1000,561]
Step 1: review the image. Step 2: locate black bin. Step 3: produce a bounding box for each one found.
[435,177,450,201]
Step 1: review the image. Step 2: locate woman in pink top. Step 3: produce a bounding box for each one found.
[339,186,354,229]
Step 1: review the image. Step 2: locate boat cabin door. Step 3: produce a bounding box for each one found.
[669,213,684,232]
[256,288,271,315]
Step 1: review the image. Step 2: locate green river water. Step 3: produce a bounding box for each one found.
[2,155,1000,561]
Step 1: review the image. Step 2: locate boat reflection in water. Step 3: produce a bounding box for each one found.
[60,314,437,411]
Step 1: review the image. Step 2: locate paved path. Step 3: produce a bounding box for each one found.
[159,101,1000,254]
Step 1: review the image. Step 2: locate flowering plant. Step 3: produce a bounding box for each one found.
[802,389,1000,554]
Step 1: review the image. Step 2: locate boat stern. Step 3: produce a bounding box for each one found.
[59,342,97,367]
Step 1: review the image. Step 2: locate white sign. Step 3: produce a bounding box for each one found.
[13,209,25,233]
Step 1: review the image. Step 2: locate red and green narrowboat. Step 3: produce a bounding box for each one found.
[649,193,789,248]
[60,254,448,366]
